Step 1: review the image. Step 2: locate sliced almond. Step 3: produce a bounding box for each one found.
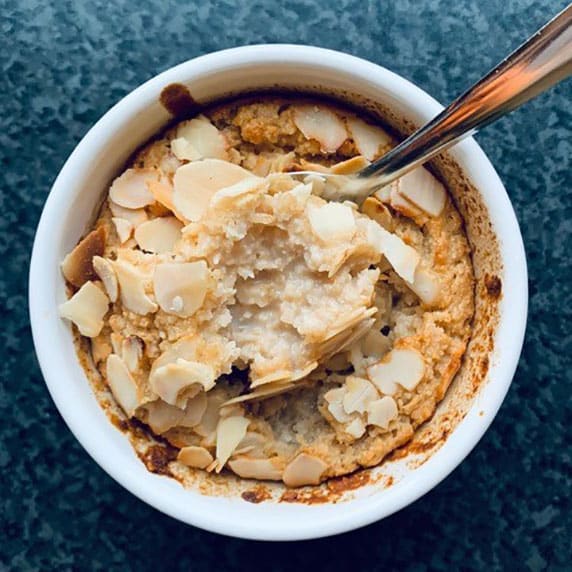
[324,387,353,423]
[346,117,391,161]
[59,281,109,337]
[179,391,208,427]
[178,446,214,469]
[92,256,118,302]
[61,227,106,288]
[293,105,347,153]
[121,336,143,372]
[173,159,253,222]
[214,416,250,472]
[108,201,148,227]
[397,167,446,217]
[210,177,266,207]
[109,168,157,209]
[134,217,183,254]
[409,267,440,305]
[361,328,391,359]
[113,259,158,315]
[345,417,366,439]
[367,396,398,429]
[141,400,183,433]
[106,354,139,416]
[308,202,356,243]
[153,260,210,317]
[194,391,227,437]
[342,376,379,415]
[144,391,207,434]
[111,217,133,244]
[221,381,296,406]
[233,432,267,458]
[228,457,283,481]
[367,225,419,283]
[150,358,215,406]
[171,138,201,162]
[390,185,424,218]
[361,196,394,231]
[367,348,425,395]
[330,155,370,175]
[172,115,227,161]
[282,453,328,487]
[146,179,184,220]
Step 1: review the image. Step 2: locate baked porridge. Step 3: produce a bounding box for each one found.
[59,97,474,487]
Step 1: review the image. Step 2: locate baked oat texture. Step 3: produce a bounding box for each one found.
[60,97,474,486]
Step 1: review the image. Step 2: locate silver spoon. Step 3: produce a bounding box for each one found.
[292,3,572,203]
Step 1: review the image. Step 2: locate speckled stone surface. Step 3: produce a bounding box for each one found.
[1,0,571,569]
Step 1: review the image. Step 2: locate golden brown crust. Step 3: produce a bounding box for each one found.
[67,96,475,486]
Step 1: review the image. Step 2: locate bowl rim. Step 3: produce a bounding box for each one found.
[29,44,528,540]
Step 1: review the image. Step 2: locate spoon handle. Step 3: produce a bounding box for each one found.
[359,3,572,185]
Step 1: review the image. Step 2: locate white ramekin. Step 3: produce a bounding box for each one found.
[29,45,527,541]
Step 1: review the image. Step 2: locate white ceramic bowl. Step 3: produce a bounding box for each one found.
[29,45,527,541]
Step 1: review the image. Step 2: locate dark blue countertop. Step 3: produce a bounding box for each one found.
[1,0,570,569]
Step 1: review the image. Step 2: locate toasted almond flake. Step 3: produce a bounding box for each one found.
[330,155,370,175]
[324,387,353,423]
[150,358,215,406]
[61,227,106,288]
[92,256,118,302]
[233,432,267,458]
[134,217,183,253]
[346,117,392,161]
[178,446,214,469]
[282,453,328,487]
[153,260,210,317]
[361,328,391,359]
[171,137,201,162]
[121,336,143,372]
[108,201,148,227]
[397,167,446,217]
[250,369,292,389]
[111,217,133,244]
[211,177,266,206]
[361,196,394,231]
[109,168,157,209]
[342,376,379,414]
[367,224,420,283]
[308,202,356,243]
[221,381,296,405]
[113,259,158,315]
[173,159,253,222]
[142,400,184,433]
[173,115,228,161]
[293,106,347,153]
[106,354,139,416]
[143,391,207,433]
[228,457,283,480]
[180,391,208,427]
[146,179,187,221]
[367,396,398,429]
[390,185,424,218]
[215,416,250,472]
[367,348,425,395]
[59,281,109,337]
[345,417,366,439]
[194,391,227,437]
[409,267,440,305]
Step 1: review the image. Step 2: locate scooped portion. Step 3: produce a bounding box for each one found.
[59,97,474,487]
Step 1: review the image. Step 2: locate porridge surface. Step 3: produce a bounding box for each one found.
[59,97,474,486]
